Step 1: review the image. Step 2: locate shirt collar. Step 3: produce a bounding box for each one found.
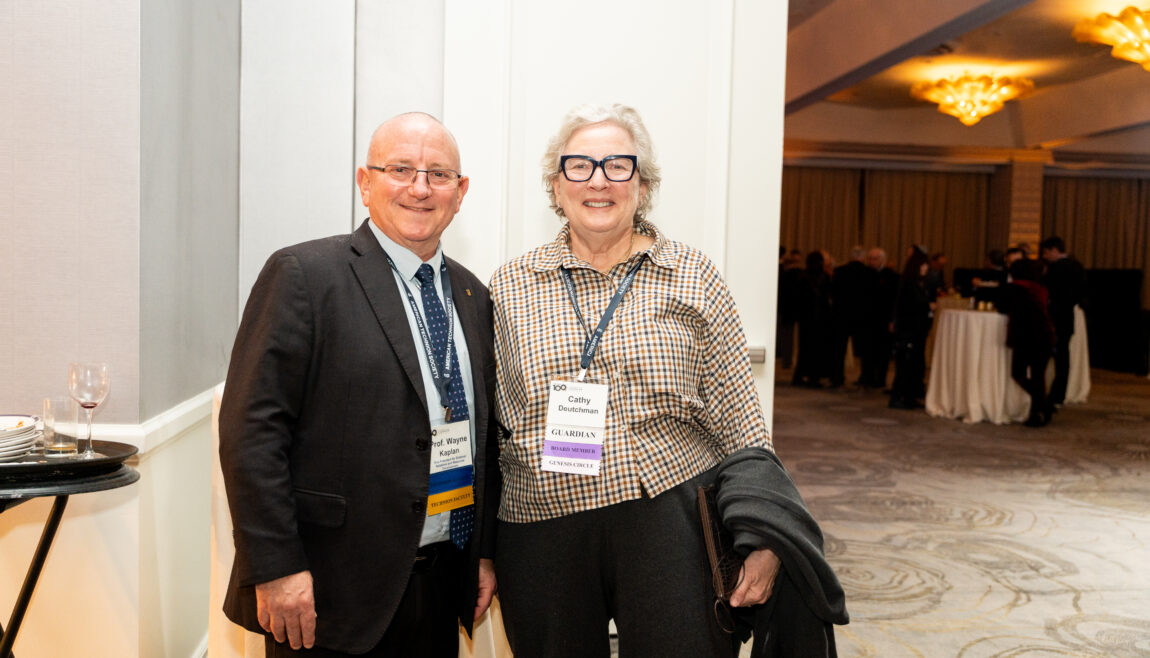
[367,218,444,282]
[528,219,679,272]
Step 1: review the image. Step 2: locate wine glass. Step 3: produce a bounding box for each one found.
[68,362,110,459]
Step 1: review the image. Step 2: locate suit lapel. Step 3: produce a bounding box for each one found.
[348,221,429,412]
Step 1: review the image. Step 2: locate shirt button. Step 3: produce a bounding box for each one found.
[411,500,425,514]
[415,438,429,450]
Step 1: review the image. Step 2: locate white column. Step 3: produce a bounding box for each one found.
[729,0,789,430]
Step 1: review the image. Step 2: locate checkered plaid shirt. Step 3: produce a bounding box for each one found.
[491,220,773,522]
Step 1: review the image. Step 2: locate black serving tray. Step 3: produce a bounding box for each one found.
[0,441,138,482]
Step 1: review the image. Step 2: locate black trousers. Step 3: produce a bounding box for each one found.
[496,468,740,658]
[830,319,868,386]
[793,321,830,385]
[860,326,892,388]
[890,333,926,403]
[1011,349,1050,419]
[776,319,796,369]
[265,542,461,658]
[1048,334,1072,405]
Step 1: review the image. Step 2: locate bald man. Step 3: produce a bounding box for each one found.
[220,113,499,657]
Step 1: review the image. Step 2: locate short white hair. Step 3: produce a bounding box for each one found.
[541,103,662,223]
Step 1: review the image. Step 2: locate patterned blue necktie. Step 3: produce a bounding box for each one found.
[414,264,474,550]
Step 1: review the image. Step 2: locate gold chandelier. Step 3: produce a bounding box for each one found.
[1072,6,1150,71]
[910,73,1034,126]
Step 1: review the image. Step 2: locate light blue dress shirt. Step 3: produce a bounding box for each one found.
[368,221,476,547]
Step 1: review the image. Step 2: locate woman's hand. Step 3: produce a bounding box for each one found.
[729,548,781,607]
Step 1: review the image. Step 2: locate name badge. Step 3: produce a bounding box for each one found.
[542,379,608,476]
[427,420,473,515]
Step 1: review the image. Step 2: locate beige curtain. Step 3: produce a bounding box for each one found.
[1043,176,1150,308]
[780,166,862,265]
[861,170,989,276]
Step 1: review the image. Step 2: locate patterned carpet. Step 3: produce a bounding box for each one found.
[771,368,1150,657]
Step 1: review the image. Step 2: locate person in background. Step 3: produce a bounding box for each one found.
[924,252,948,301]
[219,113,499,658]
[820,249,837,277]
[861,247,898,389]
[997,258,1056,427]
[776,249,804,370]
[974,249,1008,288]
[793,250,833,388]
[830,246,874,388]
[1040,236,1088,407]
[972,249,1009,306]
[1003,247,1024,271]
[490,103,846,657]
[889,249,933,409]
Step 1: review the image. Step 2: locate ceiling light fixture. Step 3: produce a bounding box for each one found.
[910,74,1034,126]
[1072,6,1150,71]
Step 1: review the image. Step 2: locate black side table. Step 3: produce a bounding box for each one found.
[0,441,140,658]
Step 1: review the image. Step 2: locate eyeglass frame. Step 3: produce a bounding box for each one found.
[366,164,464,187]
[558,155,639,182]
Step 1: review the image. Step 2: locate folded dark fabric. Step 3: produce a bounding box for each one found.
[714,446,849,655]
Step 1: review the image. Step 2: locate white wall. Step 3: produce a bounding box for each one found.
[354,0,446,177]
[730,0,788,424]
[0,484,140,657]
[439,0,785,425]
[137,411,214,658]
[140,0,240,420]
[0,0,141,423]
[0,2,144,656]
[1,1,226,655]
[237,0,356,314]
[236,5,789,420]
[444,0,741,281]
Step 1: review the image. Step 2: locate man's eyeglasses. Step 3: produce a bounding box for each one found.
[559,155,638,182]
[367,164,463,188]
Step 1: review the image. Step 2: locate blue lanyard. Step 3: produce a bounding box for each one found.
[559,255,646,382]
[385,253,458,418]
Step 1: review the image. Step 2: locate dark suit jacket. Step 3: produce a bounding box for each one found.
[219,219,499,654]
[1043,256,1087,338]
[831,260,876,327]
[870,267,899,331]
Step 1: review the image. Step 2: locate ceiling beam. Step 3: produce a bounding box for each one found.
[785,0,1034,115]
[1017,65,1150,148]
[783,138,1047,166]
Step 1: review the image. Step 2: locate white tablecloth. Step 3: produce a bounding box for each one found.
[208,383,513,658]
[926,306,1090,423]
[1046,305,1090,404]
[926,310,1031,424]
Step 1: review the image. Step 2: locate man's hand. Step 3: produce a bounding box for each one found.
[474,558,498,620]
[256,570,317,649]
[729,548,781,608]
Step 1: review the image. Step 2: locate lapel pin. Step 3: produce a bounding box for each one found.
[465,288,472,296]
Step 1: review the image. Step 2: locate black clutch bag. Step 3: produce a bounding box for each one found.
[697,484,744,632]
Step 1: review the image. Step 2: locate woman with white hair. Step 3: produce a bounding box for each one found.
[488,104,846,656]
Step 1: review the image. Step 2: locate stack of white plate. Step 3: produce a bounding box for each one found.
[0,415,41,463]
